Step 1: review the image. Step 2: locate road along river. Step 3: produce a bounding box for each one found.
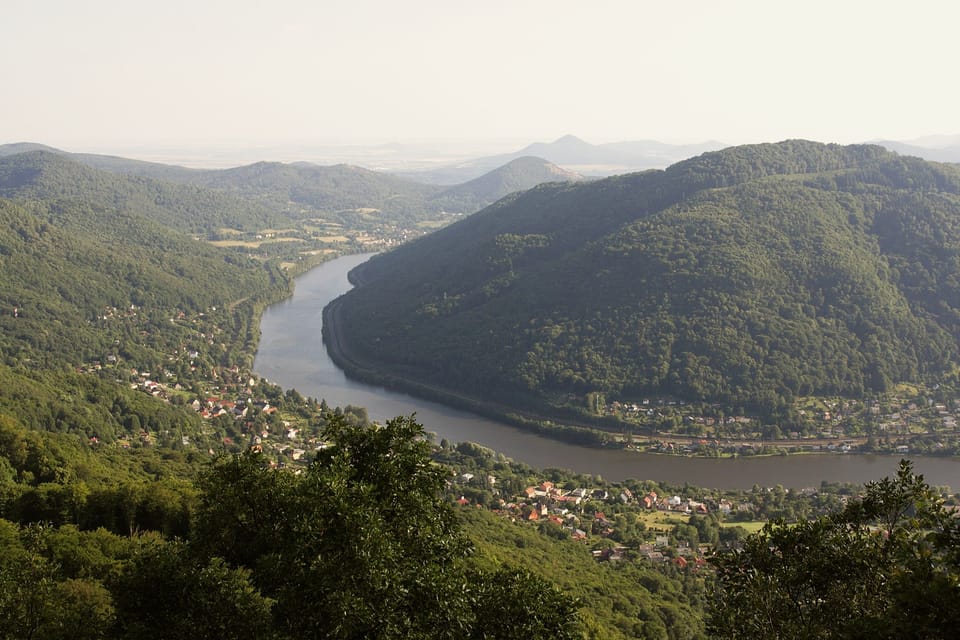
[254,253,960,490]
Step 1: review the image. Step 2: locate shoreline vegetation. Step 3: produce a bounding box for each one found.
[324,141,960,461]
[321,263,954,459]
[322,295,608,449]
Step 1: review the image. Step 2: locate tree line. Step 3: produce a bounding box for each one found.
[334,141,960,427]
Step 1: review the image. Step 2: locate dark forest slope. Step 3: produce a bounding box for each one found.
[335,141,960,417]
[0,145,583,229]
[434,156,582,210]
[0,151,284,233]
[0,196,283,369]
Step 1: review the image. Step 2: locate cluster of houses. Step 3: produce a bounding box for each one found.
[89,430,156,450]
[606,398,755,425]
[594,539,712,568]
[452,474,757,566]
[194,396,278,421]
[82,299,321,455]
[607,394,960,450]
[82,341,328,459]
[193,396,333,461]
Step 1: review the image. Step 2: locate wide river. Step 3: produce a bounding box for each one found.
[254,253,960,490]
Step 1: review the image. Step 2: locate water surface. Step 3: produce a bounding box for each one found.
[254,253,960,490]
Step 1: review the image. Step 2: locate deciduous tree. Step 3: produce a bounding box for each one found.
[709,461,960,639]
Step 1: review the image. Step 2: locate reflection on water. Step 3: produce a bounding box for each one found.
[254,253,960,490]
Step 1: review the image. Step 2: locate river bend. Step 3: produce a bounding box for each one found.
[254,253,960,490]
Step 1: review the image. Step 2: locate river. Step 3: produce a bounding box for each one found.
[253,253,960,490]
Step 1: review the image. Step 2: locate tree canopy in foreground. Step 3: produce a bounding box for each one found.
[709,460,960,639]
[1,414,579,640]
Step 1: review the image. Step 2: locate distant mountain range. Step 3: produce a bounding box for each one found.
[0,141,204,181]
[437,156,583,205]
[391,134,960,186]
[0,143,583,231]
[872,135,960,163]
[0,150,283,233]
[335,140,960,422]
[394,135,727,184]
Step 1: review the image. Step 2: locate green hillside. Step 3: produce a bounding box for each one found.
[460,507,706,639]
[180,158,582,229]
[0,144,585,232]
[432,156,583,212]
[0,197,285,369]
[182,156,583,221]
[0,151,288,233]
[334,141,960,420]
[0,146,700,638]
[187,160,445,222]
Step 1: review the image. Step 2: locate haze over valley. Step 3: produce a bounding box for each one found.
[3,131,959,639]
[4,1,960,637]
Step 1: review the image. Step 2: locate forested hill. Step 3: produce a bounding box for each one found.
[0,196,284,370]
[183,160,444,221]
[161,155,581,218]
[0,151,284,233]
[0,186,291,459]
[0,145,584,229]
[335,140,960,418]
[434,156,583,210]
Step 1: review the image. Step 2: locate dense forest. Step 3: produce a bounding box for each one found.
[0,145,706,638]
[2,140,958,638]
[0,151,288,233]
[710,460,960,639]
[0,146,581,233]
[0,196,286,367]
[0,415,587,639]
[5,407,956,638]
[334,141,960,422]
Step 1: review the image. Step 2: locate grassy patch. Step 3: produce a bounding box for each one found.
[721,520,767,534]
[209,239,264,248]
[636,510,687,531]
[416,219,452,229]
[260,237,303,244]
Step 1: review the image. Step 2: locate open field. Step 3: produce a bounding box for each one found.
[721,520,767,534]
[417,219,451,229]
[635,510,766,534]
[210,238,304,248]
[636,511,688,531]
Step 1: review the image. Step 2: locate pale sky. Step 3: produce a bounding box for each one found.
[2,0,958,153]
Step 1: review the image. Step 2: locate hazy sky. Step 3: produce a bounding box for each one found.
[3,0,958,152]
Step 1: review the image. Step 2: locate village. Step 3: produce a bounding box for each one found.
[450,473,724,568]
[431,437,866,572]
[68,285,960,583]
[77,295,960,466]
[602,392,960,457]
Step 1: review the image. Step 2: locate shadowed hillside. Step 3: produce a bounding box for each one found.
[334,141,960,422]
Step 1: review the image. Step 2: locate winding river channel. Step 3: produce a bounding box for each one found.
[254,253,960,490]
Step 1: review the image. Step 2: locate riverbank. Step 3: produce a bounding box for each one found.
[322,296,609,447]
[323,266,960,460]
[321,293,895,458]
[331,259,638,447]
[254,253,960,487]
